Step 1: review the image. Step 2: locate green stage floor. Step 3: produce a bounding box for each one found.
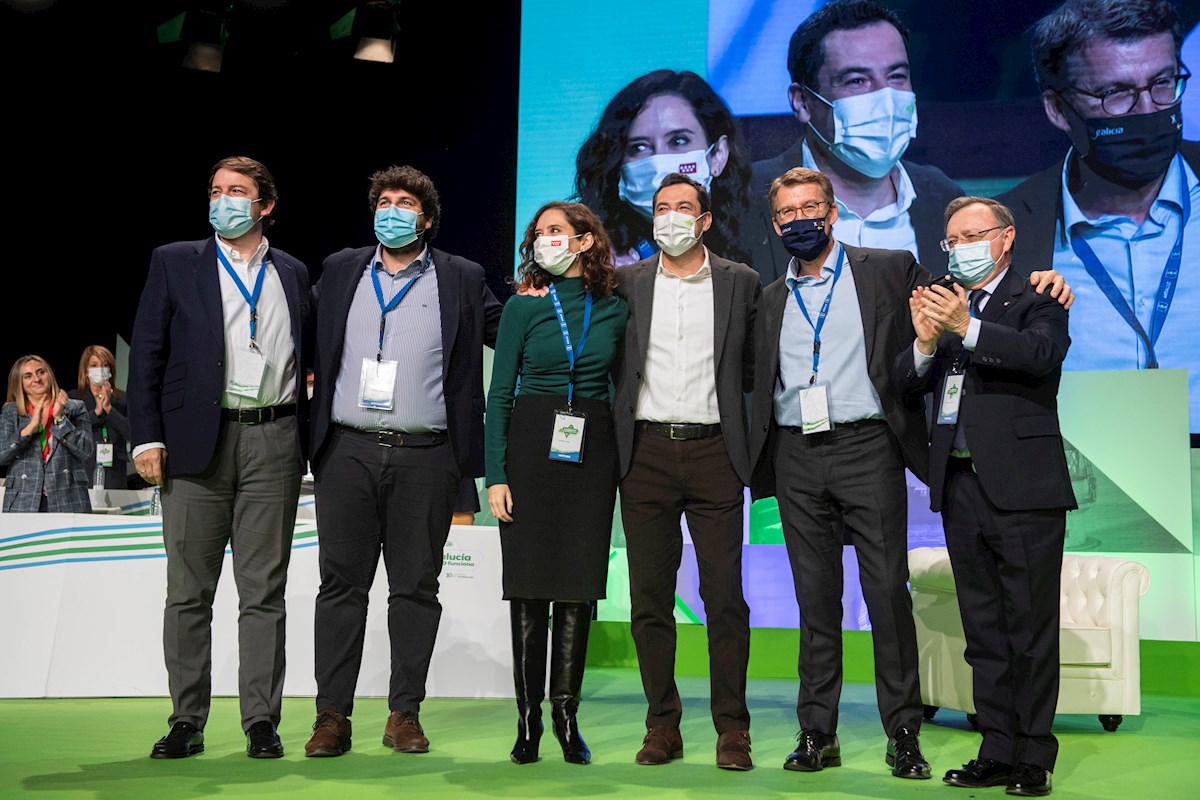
[3,667,1198,799]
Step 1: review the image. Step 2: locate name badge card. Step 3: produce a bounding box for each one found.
[228,348,267,399]
[549,410,587,463]
[359,358,398,410]
[96,443,115,467]
[938,374,965,425]
[798,383,832,434]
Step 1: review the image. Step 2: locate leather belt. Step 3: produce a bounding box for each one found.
[781,418,885,434]
[221,404,296,425]
[337,424,448,448]
[638,421,721,440]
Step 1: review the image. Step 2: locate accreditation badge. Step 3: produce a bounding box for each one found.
[937,374,965,425]
[549,410,587,463]
[358,357,398,410]
[228,347,267,399]
[798,383,832,434]
[96,443,115,467]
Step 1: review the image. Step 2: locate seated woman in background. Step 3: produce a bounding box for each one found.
[1,354,94,513]
[68,344,131,489]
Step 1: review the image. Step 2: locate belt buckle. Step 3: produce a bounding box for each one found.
[668,424,687,441]
[239,408,261,425]
[377,431,393,448]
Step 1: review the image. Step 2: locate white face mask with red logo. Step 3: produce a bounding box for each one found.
[533,233,583,275]
[618,145,715,218]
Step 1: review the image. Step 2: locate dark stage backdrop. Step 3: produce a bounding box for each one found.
[0,1,521,388]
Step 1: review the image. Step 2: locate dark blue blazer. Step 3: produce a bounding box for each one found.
[127,236,312,477]
[309,246,503,478]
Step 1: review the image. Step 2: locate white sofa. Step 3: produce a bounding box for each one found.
[907,546,1151,731]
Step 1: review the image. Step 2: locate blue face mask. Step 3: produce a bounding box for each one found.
[375,206,423,249]
[209,194,260,239]
[780,217,831,262]
[947,237,1001,286]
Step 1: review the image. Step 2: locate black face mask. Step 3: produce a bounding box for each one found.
[780,217,831,262]
[1073,104,1183,188]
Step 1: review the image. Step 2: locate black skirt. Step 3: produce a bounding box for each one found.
[500,393,617,600]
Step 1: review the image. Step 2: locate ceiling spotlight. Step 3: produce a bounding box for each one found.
[350,0,401,64]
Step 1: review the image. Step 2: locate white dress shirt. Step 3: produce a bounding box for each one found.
[635,249,720,424]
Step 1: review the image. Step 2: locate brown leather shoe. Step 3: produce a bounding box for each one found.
[635,725,683,765]
[305,708,352,757]
[383,710,430,753]
[716,729,753,770]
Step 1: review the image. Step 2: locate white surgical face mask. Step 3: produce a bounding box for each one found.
[533,233,583,275]
[653,210,705,256]
[88,367,112,386]
[808,86,917,179]
[618,145,715,218]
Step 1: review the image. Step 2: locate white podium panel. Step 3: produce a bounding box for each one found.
[0,511,511,700]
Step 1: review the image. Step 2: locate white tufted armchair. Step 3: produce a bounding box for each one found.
[907,546,1151,731]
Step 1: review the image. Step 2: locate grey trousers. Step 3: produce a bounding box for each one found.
[160,416,302,732]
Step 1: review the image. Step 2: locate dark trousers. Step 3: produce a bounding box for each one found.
[312,426,460,716]
[773,421,922,737]
[943,465,1065,771]
[620,429,751,734]
[160,416,302,732]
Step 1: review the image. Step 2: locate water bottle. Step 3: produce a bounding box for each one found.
[93,463,105,490]
[150,486,162,516]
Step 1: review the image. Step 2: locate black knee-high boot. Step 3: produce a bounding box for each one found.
[549,601,592,765]
[510,599,550,764]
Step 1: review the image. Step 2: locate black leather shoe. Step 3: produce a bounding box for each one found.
[886,725,931,779]
[783,730,840,772]
[1007,763,1053,796]
[246,721,284,758]
[944,757,1013,788]
[150,721,204,759]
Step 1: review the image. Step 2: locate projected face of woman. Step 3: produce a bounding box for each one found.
[622,93,729,176]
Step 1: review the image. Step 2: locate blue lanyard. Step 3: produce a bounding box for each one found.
[370,254,429,359]
[1068,167,1188,369]
[789,246,844,384]
[548,283,592,408]
[216,248,267,346]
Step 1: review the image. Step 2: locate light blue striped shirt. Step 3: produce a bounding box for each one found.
[774,243,885,427]
[1051,151,1200,431]
[332,246,447,432]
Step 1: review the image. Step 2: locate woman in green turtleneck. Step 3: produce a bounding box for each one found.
[485,201,628,767]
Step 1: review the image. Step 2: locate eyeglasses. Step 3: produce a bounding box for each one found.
[940,226,1003,252]
[1063,68,1190,116]
[774,201,829,224]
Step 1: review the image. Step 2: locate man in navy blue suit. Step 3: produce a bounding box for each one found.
[128,156,312,761]
[301,164,502,758]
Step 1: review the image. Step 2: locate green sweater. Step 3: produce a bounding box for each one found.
[485,277,628,485]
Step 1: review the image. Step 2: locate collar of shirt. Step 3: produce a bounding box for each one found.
[372,243,431,278]
[972,266,1009,305]
[654,246,712,281]
[801,139,915,220]
[1062,147,1187,234]
[786,242,844,289]
[215,235,269,270]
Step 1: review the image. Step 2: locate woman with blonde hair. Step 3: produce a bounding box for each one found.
[1,354,93,512]
[68,344,132,489]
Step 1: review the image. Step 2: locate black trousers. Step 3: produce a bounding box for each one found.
[773,420,922,737]
[943,465,1065,771]
[619,428,751,734]
[312,426,460,716]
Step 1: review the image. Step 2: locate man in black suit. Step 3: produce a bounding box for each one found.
[612,173,761,770]
[748,0,963,285]
[894,197,1076,797]
[302,164,502,758]
[996,0,1200,434]
[129,155,312,760]
[749,168,1072,782]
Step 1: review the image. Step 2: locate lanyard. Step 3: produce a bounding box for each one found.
[1068,167,1189,369]
[789,245,844,384]
[217,248,268,348]
[370,254,430,359]
[548,283,593,409]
